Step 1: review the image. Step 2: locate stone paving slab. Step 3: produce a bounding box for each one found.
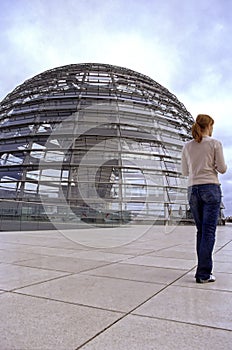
[15,274,165,313]
[0,292,122,350]
[214,250,232,262]
[147,248,197,260]
[122,254,196,270]
[0,249,44,264]
[0,263,69,291]
[82,262,185,285]
[213,261,232,273]
[69,250,134,262]
[15,255,111,274]
[133,285,232,330]
[80,314,232,350]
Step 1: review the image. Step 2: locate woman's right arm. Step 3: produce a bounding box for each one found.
[215,141,227,174]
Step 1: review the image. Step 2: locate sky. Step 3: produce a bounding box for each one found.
[0,0,232,215]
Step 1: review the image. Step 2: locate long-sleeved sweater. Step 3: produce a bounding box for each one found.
[181,136,227,186]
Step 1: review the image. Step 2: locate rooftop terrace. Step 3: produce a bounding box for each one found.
[0,224,232,349]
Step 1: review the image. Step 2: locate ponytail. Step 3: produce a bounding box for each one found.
[192,122,202,143]
[192,114,214,143]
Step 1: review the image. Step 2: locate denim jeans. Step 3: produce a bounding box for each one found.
[188,184,221,280]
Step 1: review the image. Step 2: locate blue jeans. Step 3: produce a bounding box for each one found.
[188,184,221,280]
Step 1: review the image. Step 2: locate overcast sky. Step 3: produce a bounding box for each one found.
[1,0,231,214]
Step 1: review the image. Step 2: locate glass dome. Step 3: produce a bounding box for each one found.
[0,63,193,230]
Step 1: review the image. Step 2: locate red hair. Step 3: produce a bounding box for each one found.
[192,114,214,143]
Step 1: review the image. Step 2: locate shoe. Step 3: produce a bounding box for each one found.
[196,274,216,284]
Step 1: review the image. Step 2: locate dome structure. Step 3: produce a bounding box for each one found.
[0,63,193,230]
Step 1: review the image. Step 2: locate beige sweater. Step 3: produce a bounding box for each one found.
[181,136,227,186]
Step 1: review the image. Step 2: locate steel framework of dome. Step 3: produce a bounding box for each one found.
[0,63,193,230]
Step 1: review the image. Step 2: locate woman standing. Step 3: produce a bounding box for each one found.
[181,114,227,283]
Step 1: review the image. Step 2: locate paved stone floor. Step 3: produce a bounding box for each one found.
[0,224,232,349]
